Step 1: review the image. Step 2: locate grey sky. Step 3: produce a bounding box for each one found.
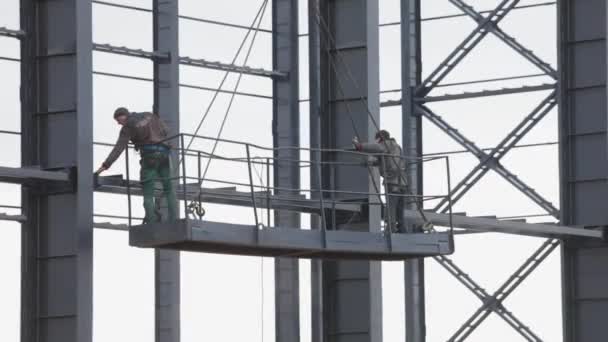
[0,1,561,341]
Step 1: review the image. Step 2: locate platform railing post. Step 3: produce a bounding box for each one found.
[197,151,202,209]
[315,151,328,247]
[445,156,454,234]
[125,145,132,227]
[245,144,260,228]
[266,157,271,227]
[329,160,336,230]
[180,135,188,219]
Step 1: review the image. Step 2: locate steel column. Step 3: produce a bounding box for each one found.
[272,0,301,340]
[559,0,608,341]
[401,1,426,341]
[311,1,383,341]
[153,1,181,342]
[309,1,325,340]
[20,0,94,341]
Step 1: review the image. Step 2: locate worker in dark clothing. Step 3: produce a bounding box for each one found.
[96,107,177,224]
[353,130,407,233]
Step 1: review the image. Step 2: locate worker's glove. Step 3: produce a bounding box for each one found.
[352,136,361,151]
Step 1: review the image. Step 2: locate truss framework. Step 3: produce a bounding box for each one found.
[415,1,560,340]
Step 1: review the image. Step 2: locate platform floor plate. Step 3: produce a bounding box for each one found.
[129,219,454,260]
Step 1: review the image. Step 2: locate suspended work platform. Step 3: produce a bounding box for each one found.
[129,219,454,260]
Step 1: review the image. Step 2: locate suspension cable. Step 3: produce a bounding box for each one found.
[186,0,269,216]
[184,0,269,153]
[310,4,432,227]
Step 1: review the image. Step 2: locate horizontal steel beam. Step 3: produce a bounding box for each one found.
[380,84,555,107]
[422,84,555,102]
[93,43,169,60]
[0,26,25,39]
[404,210,606,240]
[0,212,27,222]
[92,42,285,78]
[180,56,287,78]
[129,219,454,260]
[0,166,71,184]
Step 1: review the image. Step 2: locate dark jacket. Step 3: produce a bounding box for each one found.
[103,112,170,168]
[358,138,406,187]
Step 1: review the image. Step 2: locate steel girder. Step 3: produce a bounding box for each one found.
[410,2,562,339]
[417,0,522,96]
[428,90,558,216]
[418,92,559,341]
[448,0,557,79]
[272,0,301,340]
[152,1,181,341]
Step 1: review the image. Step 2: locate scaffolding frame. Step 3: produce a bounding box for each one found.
[0,1,606,342]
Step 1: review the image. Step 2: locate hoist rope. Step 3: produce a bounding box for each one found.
[309,3,432,228]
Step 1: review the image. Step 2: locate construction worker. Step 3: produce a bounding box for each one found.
[353,130,407,233]
[96,107,177,224]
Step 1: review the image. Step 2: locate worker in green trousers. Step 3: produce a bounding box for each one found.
[96,107,177,223]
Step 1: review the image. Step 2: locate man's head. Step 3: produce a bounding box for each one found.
[375,130,390,143]
[113,107,130,126]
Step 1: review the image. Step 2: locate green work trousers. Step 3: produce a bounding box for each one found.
[140,152,177,223]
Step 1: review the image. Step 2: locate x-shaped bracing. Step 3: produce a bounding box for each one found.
[419,92,558,341]
[417,0,555,98]
[413,1,560,340]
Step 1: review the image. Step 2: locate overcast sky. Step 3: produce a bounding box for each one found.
[0,1,562,341]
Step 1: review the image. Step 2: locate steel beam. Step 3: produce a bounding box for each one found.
[418,103,559,217]
[19,1,94,342]
[404,210,604,240]
[0,166,71,184]
[272,0,301,341]
[92,42,285,78]
[431,91,558,214]
[401,1,426,341]
[380,84,556,107]
[559,1,608,341]
[434,253,544,342]
[417,0,521,96]
[310,0,383,341]
[0,26,25,39]
[448,0,557,78]
[152,1,181,341]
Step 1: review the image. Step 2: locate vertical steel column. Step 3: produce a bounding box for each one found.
[272,1,301,341]
[311,1,382,341]
[401,1,426,341]
[20,1,94,341]
[309,1,325,340]
[559,1,608,341]
[153,1,180,342]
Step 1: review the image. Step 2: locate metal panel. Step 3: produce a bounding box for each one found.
[401,1,426,341]
[272,0,301,341]
[20,0,94,341]
[310,0,383,341]
[559,0,608,341]
[153,1,181,341]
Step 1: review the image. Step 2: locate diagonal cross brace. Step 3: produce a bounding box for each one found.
[434,254,544,341]
[417,0,521,96]
[447,239,559,342]
[449,0,557,79]
[432,91,557,214]
[417,100,559,217]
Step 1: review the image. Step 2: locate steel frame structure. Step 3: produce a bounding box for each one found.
[0,0,606,342]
